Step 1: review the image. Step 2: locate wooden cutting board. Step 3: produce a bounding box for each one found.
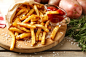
[0,24,67,53]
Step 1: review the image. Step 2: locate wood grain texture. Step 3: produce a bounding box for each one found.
[0,24,67,53]
[0,51,85,57]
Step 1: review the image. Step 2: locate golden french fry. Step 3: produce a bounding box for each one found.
[35,24,49,32]
[36,29,41,41]
[12,18,20,26]
[41,15,48,22]
[31,29,35,46]
[27,9,34,16]
[39,33,42,41]
[46,11,59,14]
[41,32,46,45]
[22,15,35,23]
[9,31,15,50]
[39,11,43,17]
[15,32,18,36]
[20,9,34,20]
[18,12,27,19]
[16,33,31,40]
[45,21,50,28]
[17,26,30,32]
[16,9,27,16]
[9,27,23,33]
[34,5,39,16]
[50,26,59,40]
[17,23,36,28]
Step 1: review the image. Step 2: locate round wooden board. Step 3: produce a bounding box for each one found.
[0,24,67,53]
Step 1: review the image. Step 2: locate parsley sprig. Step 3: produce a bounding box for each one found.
[66,15,86,51]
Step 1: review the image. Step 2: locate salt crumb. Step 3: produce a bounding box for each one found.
[1,33,5,35]
[77,44,79,46]
[60,32,63,34]
[30,55,31,56]
[31,45,33,46]
[71,42,73,44]
[40,56,43,57]
[61,44,63,45]
[8,35,10,38]
[34,52,37,54]
[57,53,59,55]
[59,25,61,27]
[64,51,65,53]
[74,42,76,45]
[9,54,11,56]
[53,51,55,53]
[25,44,27,45]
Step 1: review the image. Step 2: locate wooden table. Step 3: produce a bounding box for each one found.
[0,0,86,57]
[0,36,86,57]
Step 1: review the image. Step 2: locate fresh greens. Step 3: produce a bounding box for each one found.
[66,15,86,51]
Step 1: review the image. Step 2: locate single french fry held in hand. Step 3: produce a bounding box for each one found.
[31,29,35,46]
[41,32,46,45]
[9,31,15,50]
[50,26,59,40]
[16,33,31,40]
[17,23,36,28]
[9,27,23,33]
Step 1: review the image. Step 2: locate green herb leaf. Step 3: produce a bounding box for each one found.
[66,15,86,51]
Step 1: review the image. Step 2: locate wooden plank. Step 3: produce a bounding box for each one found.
[0,51,85,57]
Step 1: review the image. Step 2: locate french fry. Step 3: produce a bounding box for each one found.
[41,15,48,22]
[17,23,36,28]
[27,9,34,16]
[35,24,49,32]
[18,12,27,19]
[19,9,34,20]
[16,33,31,40]
[9,31,15,50]
[45,21,50,28]
[15,9,27,16]
[34,5,39,16]
[22,15,35,23]
[36,29,41,41]
[9,27,23,33]
[12,18,20,26]
[17,26,30,32]
[15,32,18,36]
[50,26,59,40]
[31,29,35,46]
[41,32,46,45]
[31,15,40,22]
[39,33,42,41]
[46,11,59,14]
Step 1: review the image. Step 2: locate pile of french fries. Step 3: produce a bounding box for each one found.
[9,3,60,50]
